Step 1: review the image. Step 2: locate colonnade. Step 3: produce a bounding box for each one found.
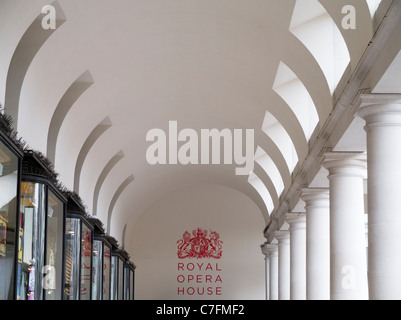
[262,94,401,300]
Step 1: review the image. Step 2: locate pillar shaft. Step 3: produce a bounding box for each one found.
[323,152,368,300]
[264,244,278,300]
[301,188,330,300]
[358,94,401,299]
[262,245,270,301]
[275,231,290,300]
[286,213,306,300]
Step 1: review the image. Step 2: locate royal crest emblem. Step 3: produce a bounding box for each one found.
[177,228,223,259]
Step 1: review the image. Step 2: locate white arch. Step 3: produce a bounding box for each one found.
[289,0,350,95]
[254,146,285,198]
[366,0,383,19]
[262,109,299,175]
[248,171,274,216]
[273,62,319,142]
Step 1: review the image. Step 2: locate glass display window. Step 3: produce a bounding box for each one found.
[63,194,93,300]
[89,218,112,300]
[103,241,111,300]
[118,255,124,300]
[64,218,80,299]
[130,267,135,300]
[0,133,22,300]
[80,222,92,300]
[110,254,118,300]
[45,190,64,300]
[124,262,135,301]
[123,265,130,300]
[17,150,66,300]
[17,182,46,300]
[91,239,102,300]
[110,249,128,300]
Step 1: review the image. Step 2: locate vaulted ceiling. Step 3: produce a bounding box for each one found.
[0,0,399,249]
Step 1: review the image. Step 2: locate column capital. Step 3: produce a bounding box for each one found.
[274,230,290,243]
[262,244,278,257]
[356,93,401,108]
[301,188,329,209]
[261,244,269,257]
[322,152,367,179]
[301,188,329,201]
[286,213,306,230]
[357,94,401,130]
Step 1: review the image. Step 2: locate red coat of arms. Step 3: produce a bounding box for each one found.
[177,228,223,259]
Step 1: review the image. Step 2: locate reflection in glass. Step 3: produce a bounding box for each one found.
[118,257,123,300]
[103,245,111,300]
[0,141,19,300]
[124,266,130,300]
[130,269,134,300]
[110,255,118,300]
[91,240,103,300]
[80,223,91,300]
[17,182,45,300]
[45,191,64,300]
[64,218,80,300]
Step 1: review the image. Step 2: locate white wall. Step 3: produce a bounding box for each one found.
[129,184,265,300]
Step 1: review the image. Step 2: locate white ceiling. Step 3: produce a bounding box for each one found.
[0,0,399,246]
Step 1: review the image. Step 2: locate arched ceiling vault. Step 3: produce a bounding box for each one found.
[0,0,398,251]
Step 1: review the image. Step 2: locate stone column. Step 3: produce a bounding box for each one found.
[274,231,290,300]
[264,244,278,300]
[261,245,270,300]
[301,188,330,300]
[358,94,401,300]
[323,152,368,300]
[286,213,306,300]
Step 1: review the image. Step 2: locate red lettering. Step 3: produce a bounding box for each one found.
[178,263,184,271]
[197,263,203,271]
[196,275,202,283]
[216,263,222,271]
[178,287,185,295]
[188,275,194,282]
[215,275,222,283]
[206,275,212,283]
[206,263,212,271]
[216,287,222,295]
[197,287,204,295]
[187,287,195,295]
[207,287,213,295]
[187,263,194,271]
[177,275,185,283]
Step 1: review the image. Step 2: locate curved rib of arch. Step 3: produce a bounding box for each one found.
[248,172,274,216]
[47,70,94,164]
[289,0,350,95]
[244,182,270,224]
[255,146,285,198]
[92,150,125,216]
[257,135,291,190]
[280,39,333,122]
[262,110,299,174]
[365,0,383,19]
[273,62,320,142]
[74,116,113,193]
[122,224,127,250]
[107,175,135,234]
[253,162,279,210]
[267,92,308,152]
[4,1,66,129]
